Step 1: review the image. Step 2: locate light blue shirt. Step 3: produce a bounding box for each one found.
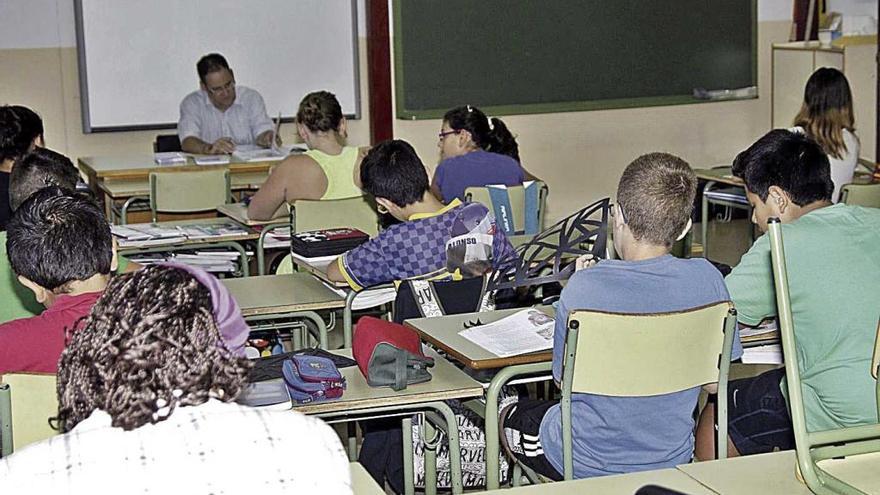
[541,255,743,478]
[177,86,274,146]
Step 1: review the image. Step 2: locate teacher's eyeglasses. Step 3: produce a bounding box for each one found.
[207,80,235,96]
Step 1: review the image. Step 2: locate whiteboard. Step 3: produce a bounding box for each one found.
[74,0,359,132]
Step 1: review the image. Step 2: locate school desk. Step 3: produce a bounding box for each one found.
[404,306,556,490]
[293,256,396,348]
[350,462,385,495]
[294,348,485,495]
[78,154,272,221]
[677,450,814,494]
[116,217,259,276]
[222,273,345,349]
[482,467,714,494]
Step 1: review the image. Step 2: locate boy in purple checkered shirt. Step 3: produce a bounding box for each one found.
[326,140,514,289]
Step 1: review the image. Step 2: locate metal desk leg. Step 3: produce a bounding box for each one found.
[256,222,287,276]
[244,310,328,349]
[402,417,414,495]
[484,362,553,490]
[344,290,356,348]
[701,180,716,259]
[423,417,438,495]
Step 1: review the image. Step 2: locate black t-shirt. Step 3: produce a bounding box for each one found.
[0,171,10,231]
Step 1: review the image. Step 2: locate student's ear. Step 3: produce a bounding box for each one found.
[17,275,50,305]
[337,117,348,140]
[767,185,790,215]
[110,239,119,272]
[613,204,626,229]
[676,218,693,241]
[31,134,45,149]
[457,129,474,148]
[375,197,394,215]
[297,123,309,143]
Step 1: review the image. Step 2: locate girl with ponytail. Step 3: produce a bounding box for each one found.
[431,105,538,204]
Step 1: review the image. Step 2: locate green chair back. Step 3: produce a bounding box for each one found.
[290,195,379,236]
[149,168,231,221]
[275,195,379,274]
[767,218,880,495]
[0,373,58,457]
[840,183,880,208]
[464,181,548,234]
[560,302,736,479]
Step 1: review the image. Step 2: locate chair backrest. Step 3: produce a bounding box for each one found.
[873,320,880,381]
[464,181,548,235]
[565,302,735,396]
[0,373,58,456]
[153,134,182,153]
[290,195,379,236]
[149,168,230,221]
[767,218,880,493]
[840,183,880,208]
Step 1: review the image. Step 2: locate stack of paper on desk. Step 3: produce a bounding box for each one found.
[193,155,230,165]
[232,144,299,162]
[111,221,249,248]
[459,308,555,358]
[741,344,783,364]
[154,152,187,165]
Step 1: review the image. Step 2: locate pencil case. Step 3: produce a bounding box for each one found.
[281,355,346,404]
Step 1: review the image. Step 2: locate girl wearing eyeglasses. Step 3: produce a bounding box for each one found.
[431,105,538,204]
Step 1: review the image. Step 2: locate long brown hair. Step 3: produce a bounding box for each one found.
[793,67,856,160]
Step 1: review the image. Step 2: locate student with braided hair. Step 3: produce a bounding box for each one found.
[247,90,368,220]
[0,264,353,494]
[431,105,538,204]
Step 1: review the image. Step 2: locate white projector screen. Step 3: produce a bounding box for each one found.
[74,0,359,132]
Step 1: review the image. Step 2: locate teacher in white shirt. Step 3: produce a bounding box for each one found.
[178,53,279,155]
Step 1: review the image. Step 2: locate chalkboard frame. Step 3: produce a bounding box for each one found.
[392,1,758,120]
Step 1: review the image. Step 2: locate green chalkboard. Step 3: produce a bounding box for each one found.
[393,0,757,119]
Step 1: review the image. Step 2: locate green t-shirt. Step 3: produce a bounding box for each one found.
[726,204,880,432]
[0,231,130,323]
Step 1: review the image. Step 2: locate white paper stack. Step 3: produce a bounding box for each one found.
[741,344,783,364]
[154,152,187,165]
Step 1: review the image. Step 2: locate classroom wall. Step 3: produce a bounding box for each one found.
[0,0,373,159]
[0,1,875,224]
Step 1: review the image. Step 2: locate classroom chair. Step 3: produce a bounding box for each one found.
[275,195,379,274]
[153,134,182,153]
[513,301,737,484]
[0,373,59,457]
[148,168,231,222]
[839,183,880,208]
[767,218,880,495]
[701,183,754,259]
[464,181,548,237]
[873,321,880,418]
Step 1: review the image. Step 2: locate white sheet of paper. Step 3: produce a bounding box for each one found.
[459,308,555,358]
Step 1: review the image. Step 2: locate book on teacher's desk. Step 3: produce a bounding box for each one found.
[290,228,369,258]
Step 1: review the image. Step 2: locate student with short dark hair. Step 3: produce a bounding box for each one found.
[247,90,368,220]
[695,129,880,459]
[430,104,538,204]
[326,139,514,289]
[178,52,276,154]
[500,152,741,479]
[0,105,44,229]
[0,187,115,374]
[0,264,352,494]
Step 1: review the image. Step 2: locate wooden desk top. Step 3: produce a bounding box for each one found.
[78,154,276,181]
[694,167,743,187]
[483,467,714,494]
[677,451,813,494]
[404,306,556,370]
[350,462,385,495]
[223,273,345,316]
[293,348,484,415]
[217,202,287,227]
